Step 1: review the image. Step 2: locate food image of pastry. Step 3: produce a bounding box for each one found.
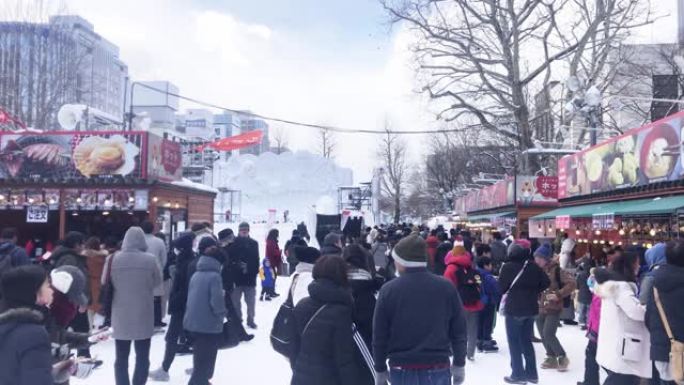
[584,152,603,182]
[73,135,139,177]
[646,138,673,178]
[622,152,638,184]
[615,136,635,154]
[607,158,624,186]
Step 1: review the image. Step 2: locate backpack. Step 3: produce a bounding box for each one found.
[455,266,482,306]
[270,275,300,360]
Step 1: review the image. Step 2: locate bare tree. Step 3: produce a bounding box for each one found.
[377,121,408,223]
[317,128,336,159]
[381,0,653,170]
[270,125,289,154]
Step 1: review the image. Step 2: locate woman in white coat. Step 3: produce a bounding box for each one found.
[595,251,651,385]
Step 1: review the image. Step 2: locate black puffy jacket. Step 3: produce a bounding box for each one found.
[0,307,53,385]
[498,247,550,317]
[292,279,369,385]
[348,270,381,347]
[434,241,452,276]
[646,264,684,362]
[231,237,260,287]
[168,233,196,315]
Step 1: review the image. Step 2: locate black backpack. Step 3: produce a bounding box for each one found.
[455,266,482,306]
[270,276,299,360]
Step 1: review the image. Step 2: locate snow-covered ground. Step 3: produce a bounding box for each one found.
[74,280,590,385]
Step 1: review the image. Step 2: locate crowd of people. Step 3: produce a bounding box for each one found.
[1,221,683,385]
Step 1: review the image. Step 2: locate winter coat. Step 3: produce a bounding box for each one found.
[320,244,342,258]
[0,241,30,268]
[0,307,52,385]
[478,268,500,306]
[292,279,368,385]
[489,240,507,275]
[220,245,238,293]
[83,248,108,313]
[539,261,576,315]
[43,296,89,363]
[291,262,315,305]
[640,243,667,305]
[145,234,167,296]
[348,268,379,347]
[425,236,439,270]
[576,259,593,305]
[498,252,550,318]
[52,246,90,304]
[265,239,283,274]
[370,242,389,271]
[646,264,684,363]
[587,295,602,342]
[559,237,576,270]
[444,251,484,312]
[595,275,651,378]
[183,256,227,334]
[434,241,452,276]
[259,259,275,289]
[167,239,196,315]
[105,227,161,340]
[373,267,467,372]
[231,236,260,287]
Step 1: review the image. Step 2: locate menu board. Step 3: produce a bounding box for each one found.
[559,111,684,199]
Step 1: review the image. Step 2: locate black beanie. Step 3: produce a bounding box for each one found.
[1,265,48,308]
[295,246,321,264]
[198,236,218,253]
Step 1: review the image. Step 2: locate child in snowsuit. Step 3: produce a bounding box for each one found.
[259,258,276,301]
[477,256,500,353]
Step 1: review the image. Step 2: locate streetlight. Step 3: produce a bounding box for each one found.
[565,76,603,146]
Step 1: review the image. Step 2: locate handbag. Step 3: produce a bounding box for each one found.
[499,261,528,317]
[271,275,300,360]
[353,324,376,382]
[98,254,115,318]
[654,288,684,384]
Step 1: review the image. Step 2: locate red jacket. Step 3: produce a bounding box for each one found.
[265,239,283,270]
[425,236,439,269]
[444,250,484,312]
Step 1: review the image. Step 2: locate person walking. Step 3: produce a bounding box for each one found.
[444,244,484,361]
[640,243,667,305]
[595,252,651,385]
[489,231,507,276]
[291,256,370,385]
[434,232,452,276]
[343,244,381,349]
[576,255,595,329]
[141,221,168,329]
[534,243,575,372]
[373,234,467,385]
[230,222,260,329]
[370,231,389,274]
[83,237,108,323]
[105,227,162,385]
[149,232,195,382]
[498,243,551,384]
[289,246,322,305]
[0,265,56,385]
[476,256,500,353]
[425,229,439,271]
[265,229,283,277]
[645,240,684,385]
[184,242,227,385]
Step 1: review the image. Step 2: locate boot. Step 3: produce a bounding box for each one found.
[557,355,570,372]
[148,367,170,382]
[541,356,559,369]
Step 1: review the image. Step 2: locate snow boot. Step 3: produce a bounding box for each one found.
[541,356,559,369]
[504,376,527,384]
[148,367,170,382]
[557,355,570,372]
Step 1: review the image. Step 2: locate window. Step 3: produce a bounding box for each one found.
[651,74,679,121]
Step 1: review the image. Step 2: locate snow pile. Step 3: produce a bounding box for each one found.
[214,151,353,222]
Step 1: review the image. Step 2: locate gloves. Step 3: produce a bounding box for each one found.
[375,371,389,385]
[451,365,465,385]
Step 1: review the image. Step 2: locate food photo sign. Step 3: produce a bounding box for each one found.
[559,111,684,199]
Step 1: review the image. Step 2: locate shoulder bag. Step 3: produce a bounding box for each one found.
[499,261,528,317]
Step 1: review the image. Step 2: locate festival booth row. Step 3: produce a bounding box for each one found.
[0,130,216,251]
[453,175,559,238]
[529,111,684,253]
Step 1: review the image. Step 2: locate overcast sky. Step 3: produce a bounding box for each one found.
[10,0,683,182]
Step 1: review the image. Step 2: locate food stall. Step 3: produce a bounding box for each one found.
[454,175,558,237]
[529,111,684,252]
[0,130,216,246]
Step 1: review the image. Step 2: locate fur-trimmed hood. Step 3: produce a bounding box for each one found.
[594,279,638,300]
[0,307,44,339]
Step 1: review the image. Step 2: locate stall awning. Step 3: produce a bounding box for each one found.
[531,196,684,220]
[468,211,516,222]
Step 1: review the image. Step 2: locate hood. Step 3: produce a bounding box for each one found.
[196,255,222,272]
[51,245,79,261]
[594,279,637,300]
[0,307,44,339]
[445,250,472,267]
[121,227,148,253]
[308,279,353,306]
[645,243,667,268]
[654,264,684,293]
[173,231,196,251]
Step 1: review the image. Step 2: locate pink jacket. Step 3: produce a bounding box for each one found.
[587,295,602,342]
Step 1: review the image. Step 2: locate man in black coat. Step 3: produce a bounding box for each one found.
[646,240,684,384]
[230,222,260,329]
[320,232,343,258]
[217,228,253,346]
[489,231,507,276]
[373,234,467,385]
[433,232,452,276]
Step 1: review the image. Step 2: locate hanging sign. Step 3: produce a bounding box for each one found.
[592,213,615,230]
[26,205,48,223]
[555,215,571,230]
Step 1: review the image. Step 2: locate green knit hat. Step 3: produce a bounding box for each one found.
[392,234,428,268]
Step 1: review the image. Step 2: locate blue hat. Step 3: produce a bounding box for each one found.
[534,243,553,261]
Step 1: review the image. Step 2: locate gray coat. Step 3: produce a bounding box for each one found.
[145,234,167,296]
[104,227,162,340]
[183,256,226,334]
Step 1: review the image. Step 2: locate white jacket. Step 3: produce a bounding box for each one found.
[290,262,314,305]
[559,238,576,270]
[595,279,651,379]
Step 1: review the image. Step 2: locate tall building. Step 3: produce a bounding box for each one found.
[238,114,270,156]
[130,80,179,133]
[0,15,128,130]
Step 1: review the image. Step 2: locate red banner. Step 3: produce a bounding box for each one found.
[197,130,263,152]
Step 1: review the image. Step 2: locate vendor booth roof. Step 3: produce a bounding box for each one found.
[531,196,684,220]
[467,211,516,222]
